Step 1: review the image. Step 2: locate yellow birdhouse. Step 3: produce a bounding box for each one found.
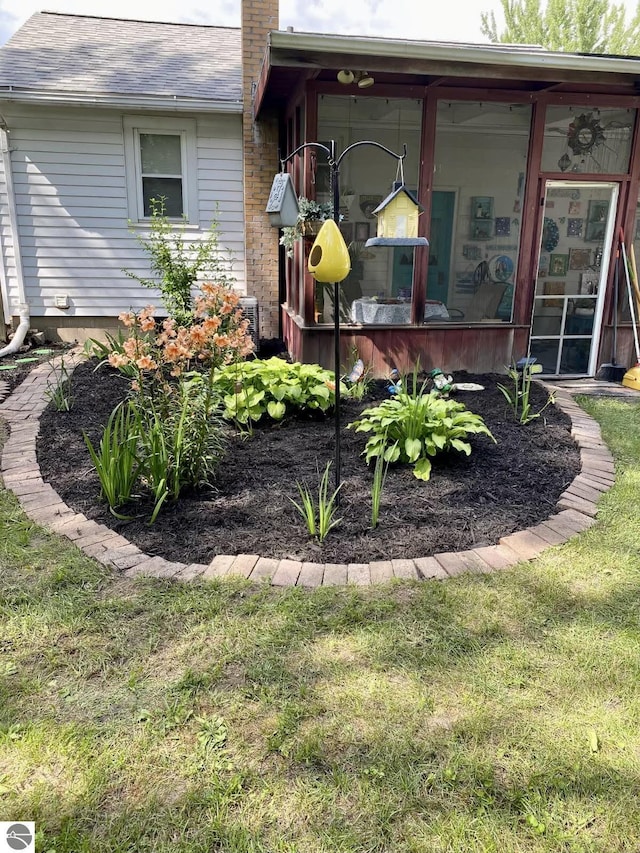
[308,219,351,283]
[366,184,429,248]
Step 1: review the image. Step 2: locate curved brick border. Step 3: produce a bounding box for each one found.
[0,355,614,586]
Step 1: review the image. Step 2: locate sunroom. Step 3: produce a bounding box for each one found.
[255,32,640,376]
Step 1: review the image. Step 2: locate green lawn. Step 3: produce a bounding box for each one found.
[1,396,640,852]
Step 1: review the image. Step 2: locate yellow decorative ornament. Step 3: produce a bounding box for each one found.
[307,220,351,283]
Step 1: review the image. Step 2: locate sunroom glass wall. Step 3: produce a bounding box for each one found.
[431,101,532,323]
[315,96,421,325]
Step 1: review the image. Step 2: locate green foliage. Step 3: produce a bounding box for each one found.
[83,401,139,517]
[83,331,138,378]
[214,357,341,426]
[126,198,235,325]
[480,0,640,54]
[44,356,74,412]
[348,373,495,481]
[280,197,333,257]
[84,373,226,523]
[290,462,342,541]
[497,363,556,425]
[370,438,391,529]
[133,372,227,523]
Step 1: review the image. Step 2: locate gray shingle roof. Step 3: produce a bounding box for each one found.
[0,11,241,103]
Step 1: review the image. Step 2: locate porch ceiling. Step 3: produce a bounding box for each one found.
[255,29,640,115]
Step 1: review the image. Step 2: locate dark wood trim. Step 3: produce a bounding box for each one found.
[545,92,640,108]
[312,80,428,99]
[412,88,437,325]
[432,87,537,103]
[538,171,631,182]
[253,47,272,120]
[514,98,546,329]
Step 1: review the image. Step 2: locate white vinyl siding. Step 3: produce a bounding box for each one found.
[0,104,244,318]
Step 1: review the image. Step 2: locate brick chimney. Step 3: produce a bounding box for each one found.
[241,0,280,341]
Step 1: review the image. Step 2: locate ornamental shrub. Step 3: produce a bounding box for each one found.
[347,380,495,481]
[214,357,344,425]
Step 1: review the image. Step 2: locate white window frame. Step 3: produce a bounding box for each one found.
[123,115,199,225]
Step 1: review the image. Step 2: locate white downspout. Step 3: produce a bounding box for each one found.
[0,116,29,357]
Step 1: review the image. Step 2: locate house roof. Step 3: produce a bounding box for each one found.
[256,29,640,114]
[0,12,242,111]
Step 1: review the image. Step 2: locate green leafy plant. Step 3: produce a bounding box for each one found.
[214,357,342,426]
[44,355,74,412]
[348,369,495,481]
[133,373,227,523]
[290,462,342,541]
[370,437,392,529]
[83,331,138,378]
[280,197,332,257]
[125,198,236,325]
[497,362,556,425]
[83,286,247,523]
[83,401,140,516]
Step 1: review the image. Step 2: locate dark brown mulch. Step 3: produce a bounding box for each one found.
[37,360,580,565]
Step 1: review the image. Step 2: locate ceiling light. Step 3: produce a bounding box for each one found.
[357,71,375,88]
[337,69,355,85]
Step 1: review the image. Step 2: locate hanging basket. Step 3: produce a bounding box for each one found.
[302,220,324,238]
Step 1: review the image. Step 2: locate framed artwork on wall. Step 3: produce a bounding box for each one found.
[549,253,569,276]
[544,280,565,308]
[339,222,354,243]
[355,221,370,241]
[495,217,511,236]
[586,200,609,241]
[569,248,591,270]
[567,218,583,238]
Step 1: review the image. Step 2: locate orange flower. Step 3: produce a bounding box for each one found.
[108,353,128,368]
[163,341,182,362]
[136,355,157,370]
[118,311,136,327]
[140,317,156,332]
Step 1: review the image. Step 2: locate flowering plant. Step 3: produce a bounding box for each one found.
[86,282,254,522]
[109,283,254,388]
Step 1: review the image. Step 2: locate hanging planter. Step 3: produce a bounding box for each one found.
[279,197,332,257]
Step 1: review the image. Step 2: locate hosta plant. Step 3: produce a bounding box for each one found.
[348,381,495,481]
[214,357,345,425]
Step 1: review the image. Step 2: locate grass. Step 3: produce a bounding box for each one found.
[1,395,640,851]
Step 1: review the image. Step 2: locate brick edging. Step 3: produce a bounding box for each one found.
[0,358,611,586]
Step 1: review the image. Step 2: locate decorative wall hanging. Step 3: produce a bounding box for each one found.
[567,113,606,156]
[569,248,591,270]
[568,201,581,215]
[567,218,583,238]
[544,280,565,308]
[463,244,482,260]
[542,217,560,252]
[495,217,511,237]
[359,195,383,219]
[488,255,514,282]
[549,253,569,276]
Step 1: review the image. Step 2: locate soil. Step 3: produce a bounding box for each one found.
[37,360,581,565]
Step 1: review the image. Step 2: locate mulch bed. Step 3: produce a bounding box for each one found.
[37,360,580,565]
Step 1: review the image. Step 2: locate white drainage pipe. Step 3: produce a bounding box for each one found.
[0,303,29,357]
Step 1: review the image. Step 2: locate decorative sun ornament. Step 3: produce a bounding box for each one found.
[567,112,606,156]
